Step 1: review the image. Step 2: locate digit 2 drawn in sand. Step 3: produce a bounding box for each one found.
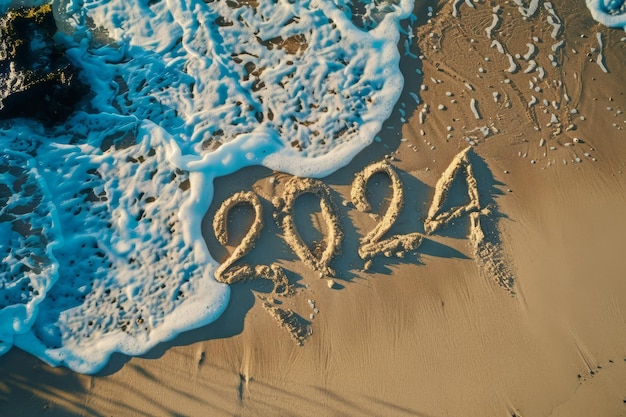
[273,177,343,278]
[351,161,423,268]
[213,191,288,294]
[213,191,310,344]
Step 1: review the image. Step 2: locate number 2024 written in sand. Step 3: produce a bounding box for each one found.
[211,147,496,290]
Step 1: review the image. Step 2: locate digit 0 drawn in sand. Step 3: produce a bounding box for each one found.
[351,161,422,269]
[273,177,342,278]
[426,148,515,294]
[213,191,309,343]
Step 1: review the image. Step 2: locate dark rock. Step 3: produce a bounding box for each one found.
[0,4,88,123]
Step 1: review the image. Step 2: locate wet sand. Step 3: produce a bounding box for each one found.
[2,0,626,415]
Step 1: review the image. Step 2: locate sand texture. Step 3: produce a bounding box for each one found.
[2,0,626,416]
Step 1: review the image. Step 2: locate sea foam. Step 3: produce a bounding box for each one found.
[586,0,626,29]
[0,0,413,373]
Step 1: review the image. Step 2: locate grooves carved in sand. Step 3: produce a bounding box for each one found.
[213,191,307,342]
[213,191,264,284]
[351,161,422,265]
[273,177,342,278]
[424,147,480,234]
[425,147,515,294]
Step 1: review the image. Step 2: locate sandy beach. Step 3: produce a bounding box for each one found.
[2,0,626,415]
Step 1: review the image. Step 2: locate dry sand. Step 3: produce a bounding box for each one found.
[2,0,626,415]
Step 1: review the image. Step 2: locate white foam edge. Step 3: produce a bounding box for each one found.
[586,0,626,29]
[14,271,229,374]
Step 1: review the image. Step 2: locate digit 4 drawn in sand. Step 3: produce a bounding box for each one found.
[425,147,515,294]
[424,147,481,234]
[351,161,423,269]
